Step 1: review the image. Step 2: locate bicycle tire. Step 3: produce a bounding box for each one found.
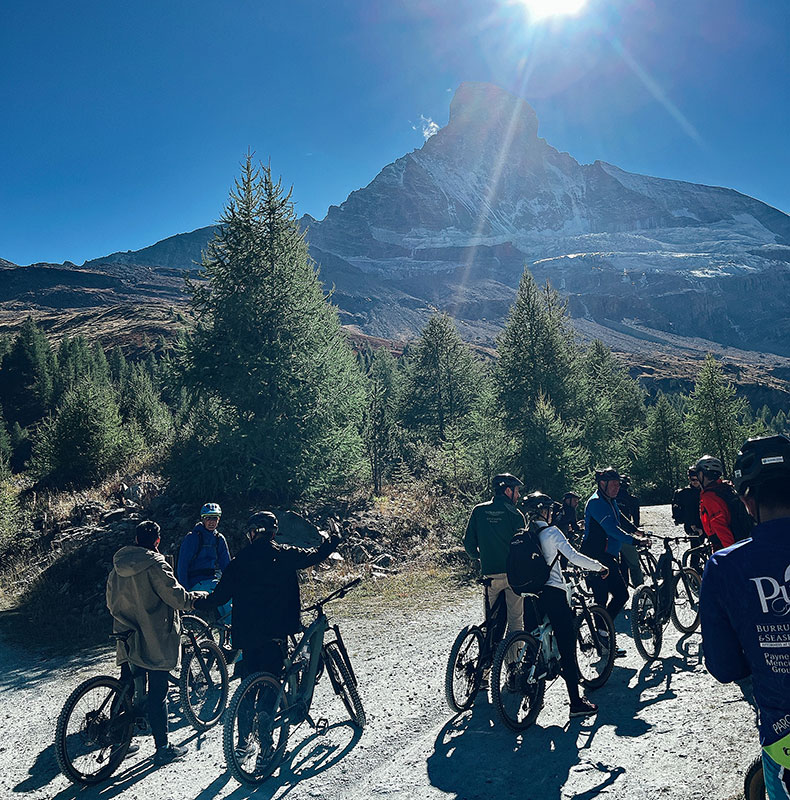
[490,631,544,732]
[179,639,229,730]
[744,754,766,800]
[576,605,615,689]
[444,625,484,713]
[670,568,701,634]
[631,585,663,662]
[55,675,133,785]
[181,614,212,641]
[223,672,290,785]
[324,641,366,728]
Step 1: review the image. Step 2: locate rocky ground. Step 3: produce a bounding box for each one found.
[0,505,756,800]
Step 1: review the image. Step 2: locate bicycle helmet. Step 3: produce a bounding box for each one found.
[693,455,723,478]
[492,473,524,493]
[733,435,790,496]
[246,510,278,535]
[521,491,554,518]
[595,467,622,483]
[201,502,222,518]
[562,491,580,502]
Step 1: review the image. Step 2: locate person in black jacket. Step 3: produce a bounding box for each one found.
[194,510,340,679]
[672,468,706,572]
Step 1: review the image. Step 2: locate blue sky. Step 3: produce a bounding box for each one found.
[1,0,788,266]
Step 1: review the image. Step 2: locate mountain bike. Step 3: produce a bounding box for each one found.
[444,576,507,712]
[223,578,365,785]
[630,536,702,662]
[744,754,765,800]
[55,623,228,785]
[182,613,239,672]
[681,538,712,579]
[489,570,614,731]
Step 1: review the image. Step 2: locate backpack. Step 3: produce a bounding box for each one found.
[706,481,755,542]
[670,488,686,526]
[506,523,554,596]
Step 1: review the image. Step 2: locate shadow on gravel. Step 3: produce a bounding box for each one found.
[16,693,201,796]
[220,721,362,799]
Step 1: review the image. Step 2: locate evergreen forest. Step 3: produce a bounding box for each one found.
[1,157,787,553]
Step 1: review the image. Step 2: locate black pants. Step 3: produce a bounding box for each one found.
[588,552,629,622]
[539,586,581,703]
[236,641,285,744]
[120,663,169,749]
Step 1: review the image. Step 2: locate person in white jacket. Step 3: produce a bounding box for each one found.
[522,491,608,718]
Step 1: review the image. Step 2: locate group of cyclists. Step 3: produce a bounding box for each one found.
[104,503,341,769]
[100,432,790,798]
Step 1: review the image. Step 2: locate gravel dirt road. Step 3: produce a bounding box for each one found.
[0,506,755,800]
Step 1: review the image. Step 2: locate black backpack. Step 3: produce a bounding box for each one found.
[506,523,554,596]
[670,488,686,526]
[707,481,755,542]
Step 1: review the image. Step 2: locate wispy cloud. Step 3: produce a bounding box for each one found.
[412,115,440,140]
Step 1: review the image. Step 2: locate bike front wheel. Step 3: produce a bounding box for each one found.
[179,639,229,730]
[576,605,615,689]
[744,754,766,800]
[670,568,701,634]
[444,625,484,713]
[55,675,134,785]
[631,586,663,662]
[324,641,366,728]
[490,631,545,731]
[223,672,290,785]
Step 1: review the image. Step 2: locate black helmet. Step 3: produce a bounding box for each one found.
[595,467,622,483]
[733,435,790,496]
[246,511,278,535]
[492,473,523,493]
[687,465,698,479]
[693,455,723,477]
[522,491,553,517]
[562,491,580,502]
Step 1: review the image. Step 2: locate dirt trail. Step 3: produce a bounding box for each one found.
[0,505,755,799]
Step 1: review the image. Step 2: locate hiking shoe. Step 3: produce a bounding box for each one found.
[153,743,188,766]
[234,736,255,762]
[569,697,599,718]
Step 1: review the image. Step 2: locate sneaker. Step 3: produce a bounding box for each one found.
[125,742,141,757]
[614,646,627,658]
[153,743,188,766]
[234,736,255,762]
[569,697,599,718]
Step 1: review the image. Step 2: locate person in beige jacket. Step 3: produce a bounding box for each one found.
[106,520,205,766]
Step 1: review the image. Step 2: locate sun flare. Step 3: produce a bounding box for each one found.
[518,0,587,21]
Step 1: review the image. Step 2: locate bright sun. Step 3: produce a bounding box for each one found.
[519,0,587,21]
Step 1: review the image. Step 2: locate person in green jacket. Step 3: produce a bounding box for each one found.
[464,474,527,639]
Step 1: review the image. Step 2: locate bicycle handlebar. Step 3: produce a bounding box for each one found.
[302,577,362,613]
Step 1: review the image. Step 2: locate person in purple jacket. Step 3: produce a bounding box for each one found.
[701,435,790,800]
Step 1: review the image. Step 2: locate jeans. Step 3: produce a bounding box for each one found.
[120,663,170,749]
[192,577,232,626]
[763,750,790,800]
[619,543,644,587]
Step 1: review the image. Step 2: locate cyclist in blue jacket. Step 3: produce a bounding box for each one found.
[582,467,649,656]
[700,435,790,800]
[177,502,232,623]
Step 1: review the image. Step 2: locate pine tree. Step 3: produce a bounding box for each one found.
[399,314,481,444]
[173,156,365,503]
[684,354,748,475]
[0,317,55,427]
[32,380,127,488]
[634,393,686,501]
[363,348,400,494]
[0,409,11,464]
[120,364,174,451]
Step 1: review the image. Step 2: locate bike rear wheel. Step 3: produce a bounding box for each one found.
[444,625,484,713]
[670,568,702,634]
[55,675,133,785]
[324,641,366,728]
[179,639,229,730]
[744,754,766,800]
[223,672,289,785]
[631,586,663,662]
[576,605,615,689]
[490,632,545,731]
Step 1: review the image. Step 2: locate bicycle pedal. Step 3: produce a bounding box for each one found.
[315,717,329,734]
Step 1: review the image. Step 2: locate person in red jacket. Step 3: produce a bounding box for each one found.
[694,455,735,551]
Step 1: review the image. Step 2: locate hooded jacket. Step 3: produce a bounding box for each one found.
[106,545,199,671]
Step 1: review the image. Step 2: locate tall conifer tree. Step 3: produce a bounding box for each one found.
[173,156,365,502]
